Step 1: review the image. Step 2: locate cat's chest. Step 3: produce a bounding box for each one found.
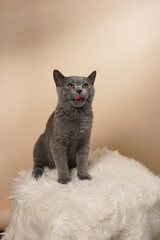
[56,110,92,136]
[69,113,91,134]
[69,116,91,145]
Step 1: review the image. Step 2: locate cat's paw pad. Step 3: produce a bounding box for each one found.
[77,173,92,181]
[32,168,44,180]
[58,177,71,184]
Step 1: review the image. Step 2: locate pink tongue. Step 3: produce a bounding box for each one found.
[75,94,82,101]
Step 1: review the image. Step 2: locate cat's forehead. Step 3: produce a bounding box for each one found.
[66,76,87,85]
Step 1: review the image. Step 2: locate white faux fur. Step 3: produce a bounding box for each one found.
[2,148,160,240]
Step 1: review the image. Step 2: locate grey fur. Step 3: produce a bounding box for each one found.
[33,70,96,184]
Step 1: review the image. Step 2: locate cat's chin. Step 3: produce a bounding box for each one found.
[71,99,86,108]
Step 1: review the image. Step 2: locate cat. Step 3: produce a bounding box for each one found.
[32,69,96,184]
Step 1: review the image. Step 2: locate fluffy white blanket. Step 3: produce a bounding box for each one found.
[2,148,160,240]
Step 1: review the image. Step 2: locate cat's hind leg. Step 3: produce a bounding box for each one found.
[33,162,45,179]
[33,134,46,179]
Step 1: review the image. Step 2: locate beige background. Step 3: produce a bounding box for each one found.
[0,0,160,229]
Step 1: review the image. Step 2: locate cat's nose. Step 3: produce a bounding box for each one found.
[76,89,82,94]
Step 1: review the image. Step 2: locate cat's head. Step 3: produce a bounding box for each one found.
[53,70,96,108]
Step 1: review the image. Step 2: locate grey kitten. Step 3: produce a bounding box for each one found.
[33,69,96,184]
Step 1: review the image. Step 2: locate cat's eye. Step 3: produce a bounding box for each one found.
[68,84,74,89]
[82,83,89,89]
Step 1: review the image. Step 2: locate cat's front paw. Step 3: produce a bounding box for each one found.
[32,167,44,179]
[77,173,92,181]
[58,177,71,184]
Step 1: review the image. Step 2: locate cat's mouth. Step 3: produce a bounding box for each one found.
[74,94,83,102]
[71,94,85,107]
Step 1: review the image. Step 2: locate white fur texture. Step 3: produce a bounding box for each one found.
[2,148,160,240]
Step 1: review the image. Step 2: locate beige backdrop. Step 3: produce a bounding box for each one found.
[0,0,160,229]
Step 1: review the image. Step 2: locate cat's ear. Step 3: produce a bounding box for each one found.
[87,71,96,85]
[53,70,65,87]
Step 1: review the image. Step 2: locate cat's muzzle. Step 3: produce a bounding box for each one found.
[75,94,83,102]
